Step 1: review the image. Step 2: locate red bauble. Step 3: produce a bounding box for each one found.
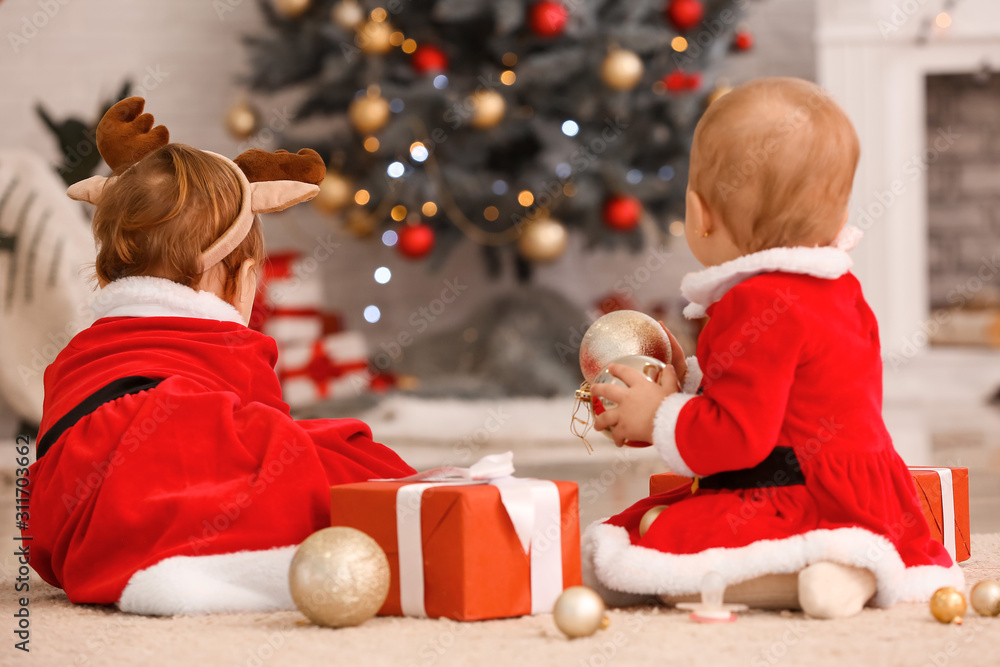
[734,30,754,51]
[603,195,642,232]
[663,70,702,93]
[411,45,449,74]
[397,223,435,259]
[666,0,704,32]
[529,1,569,38]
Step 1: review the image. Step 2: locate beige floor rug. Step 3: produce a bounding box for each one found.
[2,533,997,667]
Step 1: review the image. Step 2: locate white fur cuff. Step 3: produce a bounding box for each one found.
[653,392,697,477]
[681,356,701,395]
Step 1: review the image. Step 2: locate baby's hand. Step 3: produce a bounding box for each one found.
[592,363,679,447]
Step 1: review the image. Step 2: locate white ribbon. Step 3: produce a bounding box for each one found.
[911,467,956,561]
[384,452,564,618]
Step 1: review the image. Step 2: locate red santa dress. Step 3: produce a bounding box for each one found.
[583,228,964,607]
[23,276,415,615]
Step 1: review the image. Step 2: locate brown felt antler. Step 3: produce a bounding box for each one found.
[96,97,170,171]
[233,148,326,185]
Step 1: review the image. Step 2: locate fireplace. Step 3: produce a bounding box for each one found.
[817,0,1000,354]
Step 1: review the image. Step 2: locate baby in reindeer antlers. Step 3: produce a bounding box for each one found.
[585,78,963,618]
[22,98,414,615]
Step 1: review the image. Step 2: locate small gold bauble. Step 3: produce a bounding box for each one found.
[289,527,390,628]
[273,0,311,19]
[929,587,967,624]
[639,505,668,538]
[970,579,1000,617]
[331,0,364,29]
[345,209,377,237]
[553,586,608,639]
[225,101,260,140]
[349,92,391,135]
[469,90,507,129]
[600,49,644,91]
[518,217,568,263]
[579,310,672,384]
[357,19,394,54]
[313,173,354,213]
[708,84,733,106]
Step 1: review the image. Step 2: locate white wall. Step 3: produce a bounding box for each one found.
[0,0,815,432]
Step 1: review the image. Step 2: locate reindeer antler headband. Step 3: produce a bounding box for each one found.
[66,97,325,272]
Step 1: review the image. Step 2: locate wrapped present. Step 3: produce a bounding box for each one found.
[330,452,582,621]
[278,331,369,407]
[262,308,342,347]
[910,467,970,563]
[649,466,972,562]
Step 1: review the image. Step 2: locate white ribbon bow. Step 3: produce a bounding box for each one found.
[383,452,564,617]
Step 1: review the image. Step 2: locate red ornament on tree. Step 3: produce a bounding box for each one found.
[397,223,435,259]
[734,30,754,51]
[666,0,704,32]
[663,70,702,93]
[603,195,642,232]
[411,45,449,74]
[529,1,569,38]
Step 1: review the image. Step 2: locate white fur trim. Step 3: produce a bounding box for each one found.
[91,276,245,324]
[117,545,297,615]
[583,522,964,608]
[680,226,861,320]
[652,393,697,477]
[681,356,702,395]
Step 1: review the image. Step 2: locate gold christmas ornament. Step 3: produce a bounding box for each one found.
[289,527,390,628]
[518,216,568,263]
[553,586,608,639]
[358,19,394,54]
[579,310,672,384]
[349,90,391,134]
[331,0,364,29]
[639,505,668,538]
[601,49,644,91]
[970,579,1000,617]
[273,0,311,18]
[224,101,260,140]
[313,173,353,213]
[639,505,667,537]
[708,83,733,106]
[468,90,507,129]
[345,209,377,237]
[929,587,967,624]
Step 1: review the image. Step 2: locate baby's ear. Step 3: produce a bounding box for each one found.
[249,181,320,213]
[66,175,109,205]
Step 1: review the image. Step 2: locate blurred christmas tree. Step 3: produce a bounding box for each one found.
[235,0,753,279]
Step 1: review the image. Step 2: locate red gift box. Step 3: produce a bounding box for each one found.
[278,331,370,407]
[650,466,971,562]
[330,459,581,621]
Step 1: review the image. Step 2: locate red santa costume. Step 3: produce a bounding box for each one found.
[583,227,965,607]
[25,276,415,614]
[22,96,415,615]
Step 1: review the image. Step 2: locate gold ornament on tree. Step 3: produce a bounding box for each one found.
[518,216,568,262]
[288,527,390,628]
[600,49,644,91]
[929,587,967,624]
[313,173,354,213]
[331,0,364,29]
[639,505,668,538]
[273,0,311,19]
[358,19,394,54]
[345,209,377,237]
[225,100,260,140]
[468,90,507,129]
[970,579,1000,617]
[553,586,610,639]
[349,88,391,135]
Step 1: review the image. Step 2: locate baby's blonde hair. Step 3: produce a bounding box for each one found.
[690,77,860,253]
[92,143,264,299]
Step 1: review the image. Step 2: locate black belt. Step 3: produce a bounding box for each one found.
[36,376,163,459]
[698,446,805,490]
